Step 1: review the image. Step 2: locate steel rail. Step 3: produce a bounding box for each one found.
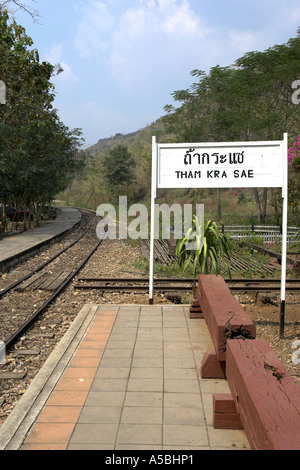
[74,277,300,293]
[74,285,300,292]
[77,276,300,284]
[0,210,93,300]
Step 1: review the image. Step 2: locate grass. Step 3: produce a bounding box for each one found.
[131,238,278,281]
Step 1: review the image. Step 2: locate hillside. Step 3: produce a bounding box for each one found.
[59,117,173,210]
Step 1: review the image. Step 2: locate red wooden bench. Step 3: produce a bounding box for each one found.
[215,338,300,450]
[198,274,256,378]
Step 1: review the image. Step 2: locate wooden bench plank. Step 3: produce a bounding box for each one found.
[198,274,256,362]
[226,338,300,450]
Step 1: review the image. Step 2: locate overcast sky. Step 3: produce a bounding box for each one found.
[13,0,300,147]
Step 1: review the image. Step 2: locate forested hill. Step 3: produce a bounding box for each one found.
[60,117,172,210]
[88,130,141,157]
[87,117,170,157]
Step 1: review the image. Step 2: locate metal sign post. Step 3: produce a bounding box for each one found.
[149,136,157,304]
[280,133,288,338]
[149,134,288,337]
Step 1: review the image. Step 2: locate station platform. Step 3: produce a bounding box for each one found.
[0,304,250,451]
[0,207,81,273]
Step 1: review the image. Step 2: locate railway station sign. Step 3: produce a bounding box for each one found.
[149,134,289,337]
[156,140,285,189]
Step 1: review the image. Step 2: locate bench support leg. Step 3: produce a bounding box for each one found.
[213,393,244,429]
[189,299,204,318]
[200,349,226,379]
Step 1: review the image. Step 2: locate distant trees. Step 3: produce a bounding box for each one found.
[0,11,86,224]
[101,144,137,202]
[163,30,300,223]
[288,134,300,211]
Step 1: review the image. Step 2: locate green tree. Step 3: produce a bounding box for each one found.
[101,144,136,201]
[163,30,300,222]
[0,11,86,220]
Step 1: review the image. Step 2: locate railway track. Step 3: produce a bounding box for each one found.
[0,209,102,352]
[0,210,93,300]
[74,276,300,293]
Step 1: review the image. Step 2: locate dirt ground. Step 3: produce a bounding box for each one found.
[234,290,300,386]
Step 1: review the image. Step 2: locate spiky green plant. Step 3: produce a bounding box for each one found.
[176,217,232,279]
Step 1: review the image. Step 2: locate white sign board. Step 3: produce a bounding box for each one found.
[149,135,288,338]
[157,141,285,190]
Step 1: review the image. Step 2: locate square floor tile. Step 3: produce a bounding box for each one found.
[130,368,163,379]
[70,423,118,445]
[100,357,132,368]
[127,378,163,392]
[78,406,122,424]
[164,407,205,426]
[121,406,162,424]
[96,367,130,379]
[164,392,203,409]
[164,379,200,393]
[124,391,163,407]
[117,424,162,446]
[163,424,209,447]
[85,391,125,407]
[37,406,82,424]
[90,378,128,392]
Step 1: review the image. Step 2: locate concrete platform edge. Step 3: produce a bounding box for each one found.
[0,303,99,450]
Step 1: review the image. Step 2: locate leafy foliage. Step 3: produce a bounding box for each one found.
[288,134,300,209]
[163,31,300,222]
[101,144,137,201]
[0,11,86,215]
[164,33,300,142]
[176,217,232,278]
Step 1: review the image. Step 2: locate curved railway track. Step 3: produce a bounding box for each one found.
[0,209,102,352]
[0,209,93,300]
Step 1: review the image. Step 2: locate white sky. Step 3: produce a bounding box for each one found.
[13,0,300,147]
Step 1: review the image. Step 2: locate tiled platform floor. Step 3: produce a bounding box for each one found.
[5,304,250,450]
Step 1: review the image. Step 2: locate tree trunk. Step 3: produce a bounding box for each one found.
[253,188,268,224]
